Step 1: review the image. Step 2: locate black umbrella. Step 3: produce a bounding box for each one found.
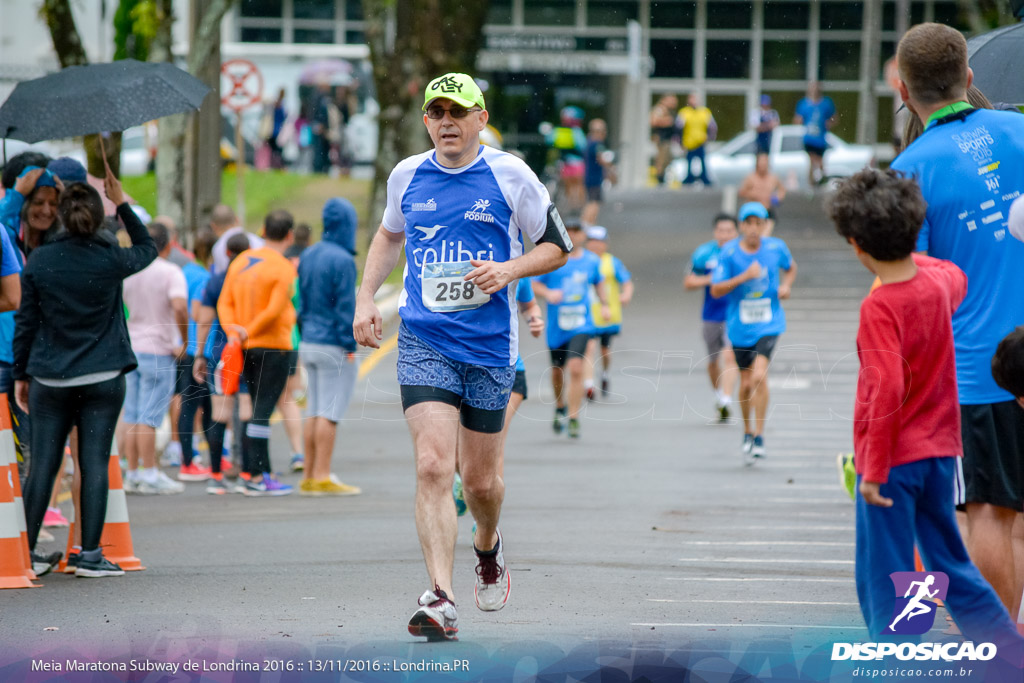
[0,59,211,143]
[967,21,1024,107]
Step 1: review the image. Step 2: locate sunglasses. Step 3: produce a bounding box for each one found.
[425,105,482,120]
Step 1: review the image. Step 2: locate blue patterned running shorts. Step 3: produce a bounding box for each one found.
[396,322,514,412]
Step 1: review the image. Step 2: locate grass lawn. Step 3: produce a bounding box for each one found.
[122,169,403,286]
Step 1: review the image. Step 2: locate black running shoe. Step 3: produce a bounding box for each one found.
[31,550,62,577]
[75,555,125,578]
[552,406,567,434]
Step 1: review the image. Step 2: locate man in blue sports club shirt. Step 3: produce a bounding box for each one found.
[353,73,571,641]
[890,22,1024,621]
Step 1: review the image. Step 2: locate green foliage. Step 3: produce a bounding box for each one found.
[113,0,157,61]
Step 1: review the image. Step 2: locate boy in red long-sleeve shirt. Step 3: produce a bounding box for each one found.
[829,169,1022,650]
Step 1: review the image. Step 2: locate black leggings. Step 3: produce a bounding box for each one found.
[23,375,125,553]
[177,363,212,467]
[241,348,291,476]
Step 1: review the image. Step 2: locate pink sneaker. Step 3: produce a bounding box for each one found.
[178,462,212,482]
[43,506,70,528]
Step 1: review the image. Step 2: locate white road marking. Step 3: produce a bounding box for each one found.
[649,599,858,606]
[665,577,849,583]
[632,623,867,630]
[681,540,853,547]
[677,557,854,565]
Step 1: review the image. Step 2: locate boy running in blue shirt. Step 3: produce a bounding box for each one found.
[711,203,796,463]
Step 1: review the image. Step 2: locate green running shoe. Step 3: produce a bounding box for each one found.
[453,472,467,516]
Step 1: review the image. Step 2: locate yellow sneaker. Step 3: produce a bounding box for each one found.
[299,478,318,496]
[315,477,362,496]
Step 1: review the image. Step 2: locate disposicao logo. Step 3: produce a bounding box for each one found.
[885,571,947,635]
[831,571,998,662]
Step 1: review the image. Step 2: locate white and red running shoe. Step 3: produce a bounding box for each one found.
[408,585,459,641]
[474,529,510,611]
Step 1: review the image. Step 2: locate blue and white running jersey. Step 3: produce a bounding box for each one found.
[891,108,1024,404]
[382,145,551,367]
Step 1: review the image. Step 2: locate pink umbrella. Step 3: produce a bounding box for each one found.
[298,59,353,85]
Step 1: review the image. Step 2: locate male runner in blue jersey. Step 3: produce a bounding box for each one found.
[711,203,797,464]
[353,73,570,641]
[891,22,1024,618]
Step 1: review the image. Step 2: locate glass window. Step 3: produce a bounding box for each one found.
[650,39,693,78]
[523,0,576,26]
[820,2,863,30]
[345,30,365,44]
[732,138,758,156]
[705,94,746,139]
[882,1,896,31]
[763,1,809,30]
[706,40,750,79]
[240,26,283,42]
[910,2,927,24]
[345,0,364,21]
[764,90,804,124]
[240,0,281,18]
[933,2,966,29]
[487,0,513,24]
[762,40,806,80]
[588,1,638,26]
[295,28,335,44]
[294,0,335,20]
[817,41,861,81]
[878,95,896,144]
[827,91,858,141]
[707,2,752,30]
[780,133,804,152]
[651,1,696,29]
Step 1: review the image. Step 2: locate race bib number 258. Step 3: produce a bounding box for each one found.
[421,260,491,312]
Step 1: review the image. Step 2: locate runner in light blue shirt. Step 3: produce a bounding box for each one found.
[712,202,797,463]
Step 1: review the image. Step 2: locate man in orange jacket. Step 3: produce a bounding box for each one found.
[218,210,297,496]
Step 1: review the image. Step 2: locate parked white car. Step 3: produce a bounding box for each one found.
[666,124,875,190]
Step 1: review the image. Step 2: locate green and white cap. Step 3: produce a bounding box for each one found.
[423,73,486,111]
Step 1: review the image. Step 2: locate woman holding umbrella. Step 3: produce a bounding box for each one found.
[14,173,157,578]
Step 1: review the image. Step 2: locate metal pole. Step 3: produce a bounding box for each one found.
[856,0,882,145]
[235,111,246,226]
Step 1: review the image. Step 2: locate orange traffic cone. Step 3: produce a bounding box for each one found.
[59,441,144,573]
[0,394,37,585]
[0,407,37,588]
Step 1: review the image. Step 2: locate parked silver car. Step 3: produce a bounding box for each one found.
[666,124,875,190]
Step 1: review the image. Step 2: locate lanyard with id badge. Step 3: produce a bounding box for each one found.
[421,260,491,312]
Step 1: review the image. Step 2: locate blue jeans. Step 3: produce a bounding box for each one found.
[683,146,711,185]
[855,457,1022,648]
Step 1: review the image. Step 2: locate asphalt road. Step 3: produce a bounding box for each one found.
[3,187,922,679]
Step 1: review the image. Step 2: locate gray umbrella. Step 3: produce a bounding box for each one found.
[967,21,1024,107]
[0,59,211,144]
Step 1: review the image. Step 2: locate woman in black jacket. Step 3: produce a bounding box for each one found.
[14,175,157,578]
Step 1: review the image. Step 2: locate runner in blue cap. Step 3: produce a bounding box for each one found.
[711,201,797,464]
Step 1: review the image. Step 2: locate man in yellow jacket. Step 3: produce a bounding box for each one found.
[677,93,716,186]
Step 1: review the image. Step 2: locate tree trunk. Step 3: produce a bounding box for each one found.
[185,0,234,234]
[149,0,188,236]
[39,0,124,176]
[363,0,490,251]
